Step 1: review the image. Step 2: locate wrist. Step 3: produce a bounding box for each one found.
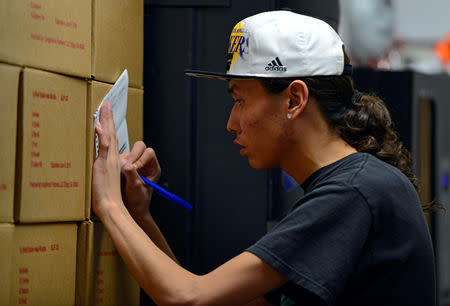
[95,199,127,223]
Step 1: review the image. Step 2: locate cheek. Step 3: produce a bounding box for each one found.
[247,117,286,169]
[245,111,284,146]
[240,96,286,145]
[279,119,295,145]
[243,113,270,137]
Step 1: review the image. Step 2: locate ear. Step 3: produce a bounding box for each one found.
[286,80,309,119]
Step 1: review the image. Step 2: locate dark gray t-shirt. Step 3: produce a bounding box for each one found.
[246,153,436,306]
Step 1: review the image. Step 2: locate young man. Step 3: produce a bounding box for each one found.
[93,11,435,305]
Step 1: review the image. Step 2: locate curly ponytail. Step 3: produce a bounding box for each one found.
[340,91,418,190]
[259,71,418,192]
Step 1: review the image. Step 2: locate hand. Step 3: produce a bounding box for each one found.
[92,102,124,219]
[120,141,161,220]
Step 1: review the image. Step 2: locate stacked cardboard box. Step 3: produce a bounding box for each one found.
[0,0,143,304]
[0,63,81,306]
[0,223,78,305]
[76,221,141,305]
[0,0,143,86]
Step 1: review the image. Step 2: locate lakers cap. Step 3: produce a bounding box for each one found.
[184,10,352,80]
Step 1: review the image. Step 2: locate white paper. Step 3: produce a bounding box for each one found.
[94,69,130,157]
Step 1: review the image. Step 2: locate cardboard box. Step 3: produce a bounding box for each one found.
[0,0,143,86]
[0,0,91,78]
[0,223,78,305]
[92,0,144,87]
[0,224,14,305]
[76,220,140,306]
[15,68,87,223]
[85,81,144,218]
[0,63,21,223]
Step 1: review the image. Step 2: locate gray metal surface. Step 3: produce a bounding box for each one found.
[412,73,450,306]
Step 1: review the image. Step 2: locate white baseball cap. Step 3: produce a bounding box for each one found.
[185,10,352,80]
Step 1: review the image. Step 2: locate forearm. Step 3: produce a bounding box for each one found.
[99,202,197,304]
[132,211,179,264]
[100,203,287,304]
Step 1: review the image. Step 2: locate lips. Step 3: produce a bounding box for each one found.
[233,140,246,156]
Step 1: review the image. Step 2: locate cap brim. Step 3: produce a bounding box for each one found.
[184,69,259,81]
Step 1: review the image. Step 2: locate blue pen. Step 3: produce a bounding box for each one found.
[139,175,193,210]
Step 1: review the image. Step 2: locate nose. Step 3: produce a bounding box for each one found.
[226,102,241,135]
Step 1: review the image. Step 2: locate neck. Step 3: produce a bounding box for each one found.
[280,104,357,185]
[282,136,357,185]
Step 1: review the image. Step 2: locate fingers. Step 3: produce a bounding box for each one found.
[99,102,118,156]
[122,161,141,187]
[134,147,161,181]
[124,141,146,164]
[120,142,150,182]
[118,140,161,182]
[95,121,109,160]
[120,152,129,168]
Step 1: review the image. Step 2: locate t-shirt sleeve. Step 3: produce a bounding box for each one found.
[246,183,371,305]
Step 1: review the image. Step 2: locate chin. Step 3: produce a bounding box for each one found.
[247,158,272,170]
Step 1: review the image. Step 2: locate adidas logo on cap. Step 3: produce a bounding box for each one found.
[265,57,287,72]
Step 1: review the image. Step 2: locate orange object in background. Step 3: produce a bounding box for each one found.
[435,32,450,64]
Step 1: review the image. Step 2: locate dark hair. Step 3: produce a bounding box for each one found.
[259,64,419,193]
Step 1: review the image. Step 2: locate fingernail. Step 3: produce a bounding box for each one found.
[133,163,138,169]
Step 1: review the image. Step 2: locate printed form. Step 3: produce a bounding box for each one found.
[94,69,130,157]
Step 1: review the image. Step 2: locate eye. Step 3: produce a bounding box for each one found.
[232,99,243,105]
